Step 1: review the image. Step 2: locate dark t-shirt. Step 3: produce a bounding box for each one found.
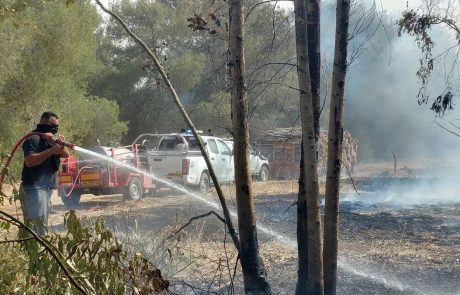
[21,134,60,188]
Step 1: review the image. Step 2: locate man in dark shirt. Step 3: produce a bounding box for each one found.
[21,111,70,235]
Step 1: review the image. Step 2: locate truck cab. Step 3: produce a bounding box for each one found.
[223,140,270,181]
[133,132,234,193]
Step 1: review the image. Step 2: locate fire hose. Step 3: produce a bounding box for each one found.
[0,132,77,194]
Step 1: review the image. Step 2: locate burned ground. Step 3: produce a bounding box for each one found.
[3,163,459,294]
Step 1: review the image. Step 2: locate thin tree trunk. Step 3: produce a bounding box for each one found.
[296,0,320,293]
[294,0,324,294]
[323,0,350,294]
[228,0,271,294]
[296,143,309,294]
[307,0,321,138]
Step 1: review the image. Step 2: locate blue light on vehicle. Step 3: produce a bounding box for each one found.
[186,129,193,134]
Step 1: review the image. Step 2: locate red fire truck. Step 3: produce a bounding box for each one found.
[58,144,156,207]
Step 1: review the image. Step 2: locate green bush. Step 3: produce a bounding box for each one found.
[0,210,169,294]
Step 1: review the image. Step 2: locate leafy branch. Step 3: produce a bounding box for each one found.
[0,209,95,295]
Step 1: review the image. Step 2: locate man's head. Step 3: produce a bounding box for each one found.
[36,111,60,134]
[40,111,59,125]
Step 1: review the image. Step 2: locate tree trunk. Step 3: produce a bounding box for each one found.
[228,1,271,294]
[323,0,350,294]
[296,0,321,293]
[307,0,321,138]
[294,0,324,294]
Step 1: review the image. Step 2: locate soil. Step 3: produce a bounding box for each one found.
[1,162,459,294]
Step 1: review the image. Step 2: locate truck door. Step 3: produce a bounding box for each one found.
[216,139,234,182]
[206,139,224,180]
[248,145,260,174]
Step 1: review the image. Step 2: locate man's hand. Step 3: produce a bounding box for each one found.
[56,134,70,158]
[50,144,65,155]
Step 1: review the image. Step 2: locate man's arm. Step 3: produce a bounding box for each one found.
[24,145,63,167]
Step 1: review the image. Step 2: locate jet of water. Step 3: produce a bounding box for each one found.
[72,146,419,293]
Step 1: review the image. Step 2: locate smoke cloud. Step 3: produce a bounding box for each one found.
[319,0,460,162]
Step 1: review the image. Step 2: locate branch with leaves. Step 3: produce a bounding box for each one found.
[398,2,460,115]
[0,209,95,295]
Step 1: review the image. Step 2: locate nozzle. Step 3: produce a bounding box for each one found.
[54,138,76,149]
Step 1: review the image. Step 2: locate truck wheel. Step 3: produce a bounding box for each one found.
[258,166,269,182]
[198,172,210,194]
[60,190,82,207]
[124,177,143,200]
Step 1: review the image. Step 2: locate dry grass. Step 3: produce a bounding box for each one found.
[340,237,457,271]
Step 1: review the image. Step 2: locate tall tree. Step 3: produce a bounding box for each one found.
[0,0,127,156]
[293,0,323,294]
[323,0,350,293]
[296,0,321,293]
[90,0,299,142]
[228,0,271,293]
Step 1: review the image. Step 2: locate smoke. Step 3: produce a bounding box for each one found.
[340,160,460,206]
[319,0,460,162]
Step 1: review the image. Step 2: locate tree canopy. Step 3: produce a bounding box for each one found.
[0,0,127,156]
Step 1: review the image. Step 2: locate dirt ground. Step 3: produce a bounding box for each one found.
[1,162,459,294]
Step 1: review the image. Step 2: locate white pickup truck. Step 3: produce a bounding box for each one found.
[223,140,270,182]
[132,132,234,193]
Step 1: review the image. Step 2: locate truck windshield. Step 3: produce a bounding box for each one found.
[158,136,184,151]
[184,137,199,151]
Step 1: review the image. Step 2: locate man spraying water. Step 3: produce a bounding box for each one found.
[20,111,70,235]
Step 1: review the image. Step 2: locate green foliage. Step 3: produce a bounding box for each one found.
[0,0,128,176]
[0,210,169,294]
[0,168,169,295]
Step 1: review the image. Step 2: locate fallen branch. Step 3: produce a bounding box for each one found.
[93,0,240,251]
[168,211,226,239]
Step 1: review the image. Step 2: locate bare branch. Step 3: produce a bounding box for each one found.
[168,210,227,239]
[0,237,35,244]
[391,150,397,174]
[245,0,292,21]
[283,201,297,215]
[339,159,360,196]
[434,120,460,137]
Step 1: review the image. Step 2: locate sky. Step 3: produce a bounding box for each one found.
[279,0,421,13]
[378,0,411,12]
